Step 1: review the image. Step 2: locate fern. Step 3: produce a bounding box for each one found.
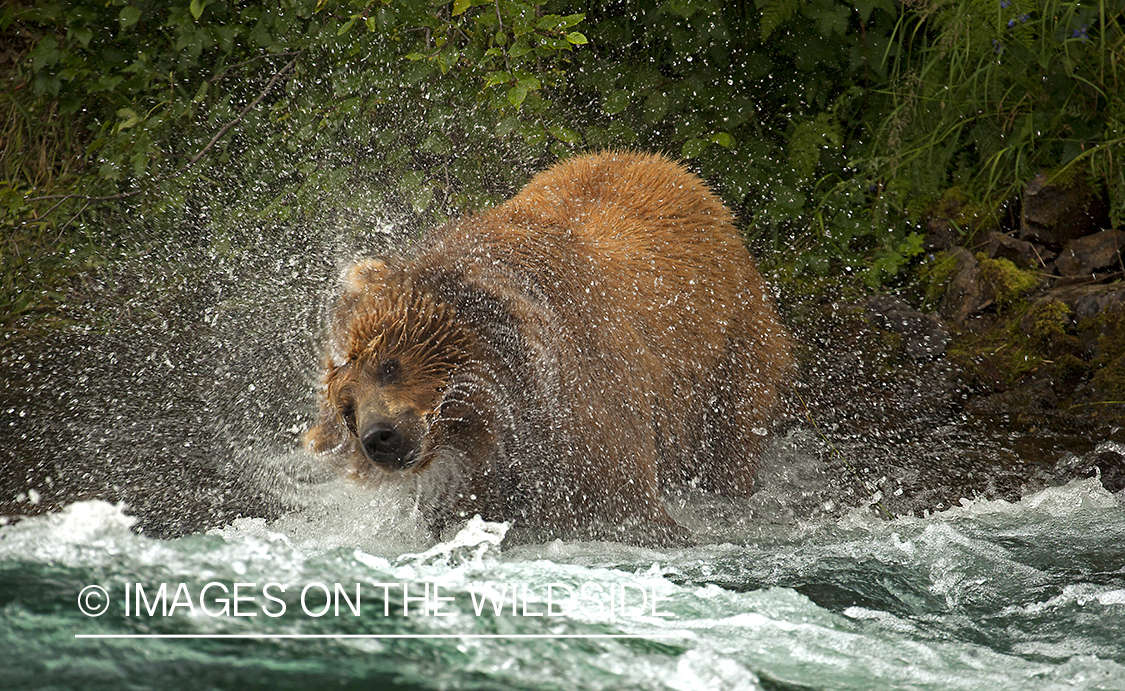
[758,0,802,40]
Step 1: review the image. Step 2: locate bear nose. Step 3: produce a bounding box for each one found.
[360,422,409,468]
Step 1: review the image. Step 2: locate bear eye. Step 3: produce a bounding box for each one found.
[339,403,357,436]
[377,357,401,384]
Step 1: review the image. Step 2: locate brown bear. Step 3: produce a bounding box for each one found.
[306,151,791,544]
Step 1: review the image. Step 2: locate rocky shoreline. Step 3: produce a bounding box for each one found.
[778,172,1125,519]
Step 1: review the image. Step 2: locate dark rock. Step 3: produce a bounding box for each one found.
[1074,289,1125,319]
[865,296,950,362]
[938,248,993,322]
[987,231,1042,269]
[1020,172,1109,248]
[965,378,1058,423]
[1053,448,1125,494]
[924,217,958,252]
[1055,229,1125,277]
[1094,450,1125,493]
[1072,286,1125,319]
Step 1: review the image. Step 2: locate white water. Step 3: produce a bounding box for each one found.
[2,473,1123,690]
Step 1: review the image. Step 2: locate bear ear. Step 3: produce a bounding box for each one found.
[328,258,388,355]
[343,258,387,295]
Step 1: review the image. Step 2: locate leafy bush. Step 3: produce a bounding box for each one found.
[2,0,1123,329]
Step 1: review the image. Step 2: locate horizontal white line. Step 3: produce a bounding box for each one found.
[75,633,683,640]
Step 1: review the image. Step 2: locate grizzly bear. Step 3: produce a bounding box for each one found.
[306,151,791,544]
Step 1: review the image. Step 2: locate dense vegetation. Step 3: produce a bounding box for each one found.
[3,0,1123,328]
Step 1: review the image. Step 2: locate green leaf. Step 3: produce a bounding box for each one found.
[131,152,149,177]
[120,5,141,28]
[709,132,734,148]
[71,27,93,48]
[565,32,587,45]
[192,80,209,103]
[681,137,709,159]
[92,74,124,92]
[484,71,511,88]
[508,82,529,107]
[188,0,204,21]
[538,36,570,51]
[516,74,541,91]
[547,124,581,144]
[853,0,876,24]
[519,123,546,146]
[602,90,631,115]
[643,91,668,125]
[788,113,841,180]
[116,107,140,131]
[422,133,452,155]
[536,14,566,31]
[496,115,520,136]
[759,0,800,40]
[412,183,434,213]
[452,0,472,16]
[813,5,849,37]
[337,15,358,35]
[29,36,59,73]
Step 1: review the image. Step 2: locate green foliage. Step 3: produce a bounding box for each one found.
[875,0,1125,226]
[917,250,962,310]
[3,0,1123,331]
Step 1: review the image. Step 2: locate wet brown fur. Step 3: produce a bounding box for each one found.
[307,151,792,543]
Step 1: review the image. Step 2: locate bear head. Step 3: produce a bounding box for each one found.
[306,264,479,481]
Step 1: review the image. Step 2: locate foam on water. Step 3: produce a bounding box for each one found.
[2,474,1124,690]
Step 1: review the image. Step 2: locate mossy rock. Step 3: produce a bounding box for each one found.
[917,251,961,310]
[975,253,1038,309]
[1081,310,1125,402]
[1020,299,1071,340]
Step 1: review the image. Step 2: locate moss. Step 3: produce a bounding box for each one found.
[1054,352,1092,391]
[1040,164,1079,189]
[1089,355,1125,401]
[1024,299,1071,340]
[1005,344,1045,381]
[947,296,1084,391]
[1083,311,1125,401]
[975,254,1038,309]
[917,251,960,310]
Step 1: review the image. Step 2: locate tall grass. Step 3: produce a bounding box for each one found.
[876,0,1125,225]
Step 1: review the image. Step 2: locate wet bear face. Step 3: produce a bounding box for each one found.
[311,287,476,476]
[325,351,445,471]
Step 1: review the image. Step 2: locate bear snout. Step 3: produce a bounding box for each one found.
[359,421,417,470]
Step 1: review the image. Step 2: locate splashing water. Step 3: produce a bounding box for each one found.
[2,476,1124,690]
[2,195,1124,689]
